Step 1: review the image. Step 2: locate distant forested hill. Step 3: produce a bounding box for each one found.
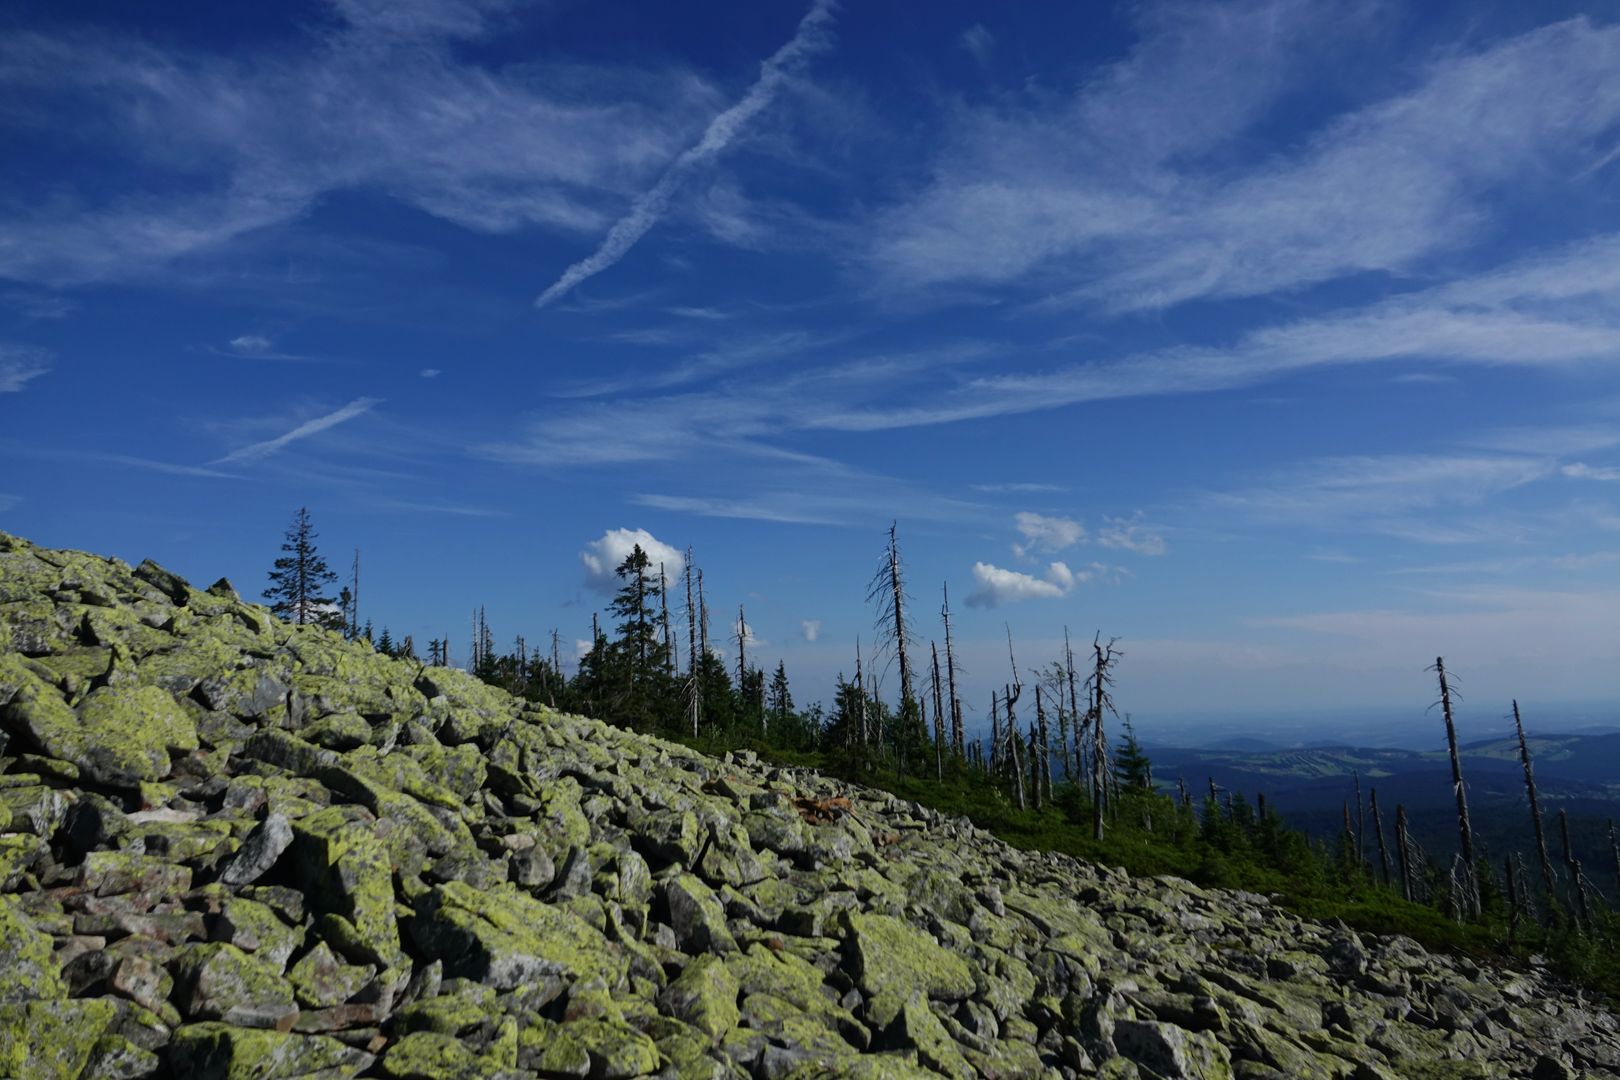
[1146,731,1620,897]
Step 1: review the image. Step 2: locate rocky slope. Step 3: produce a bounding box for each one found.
[0,530,1616,1080]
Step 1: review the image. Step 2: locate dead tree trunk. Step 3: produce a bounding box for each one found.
[735,605,748,701]
[1432,657,1480,919]
[1370,786,1391,886]
[1065,629,1085,788]
[1610,820,1620,912]
[1087,635,1120,843]
[1008,720,1027,811]
[930,642,945,782]
[989,692,1000,774]
[1505,855,1523,948]
[1028,724,1042,811]
[854,639,867,750]
[1035,685,1052,804]
[942,583,963,757]
[1354,770,1366,871]
[1002,628,1024,809]
[1513,700,1558,921]
[685,557,699,736]
[1343,801,1356,876]
[1396,804,1414,902]
[1559,809,1592,930]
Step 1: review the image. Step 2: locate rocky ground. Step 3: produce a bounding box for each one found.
[0,531,1617,1080]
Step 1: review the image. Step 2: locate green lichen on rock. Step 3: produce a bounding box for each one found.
[167,1021,374,1080]
[410,880,627,990]
[169,942,297,1028]
[290,805,403,969]
[0,893,65,1001]
[0,997,116,1080]
[5,679,196,788]
[659,954,740,1041]
[842,911,975,1001]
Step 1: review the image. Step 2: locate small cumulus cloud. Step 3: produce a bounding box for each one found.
[1013,511,1084,557]
[734,611,765,649]
[579,528,686,594]
[800,619,821,642]
[420,368,442,379]
[1096,515,1167,556]
[967,559,1126,607]
[229,334,273,353]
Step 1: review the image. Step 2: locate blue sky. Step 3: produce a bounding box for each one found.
[4,0,1620,740]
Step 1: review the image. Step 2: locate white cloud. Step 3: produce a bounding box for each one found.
[1209,452,1554,540]
[965,559,1118,607]
[214,397,381,464]
[579,527,686,594]
[419,368,442,379]
[0,11,725,285]
[534,0,837,307]
[3,290,73,319]
[867,14,1620,312]
[230,334,272,353]
[800,618,821,642]
[0,345,49,392]
[1097,514,1166,556]
[1563,462,1620,482]
[1013,511,1084,555]
[971,482,1066,494]
[733,611,765,649]
[959,24,994,67]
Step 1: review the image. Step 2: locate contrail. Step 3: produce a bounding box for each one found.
[535,0,837,308]
[215,397,381,463]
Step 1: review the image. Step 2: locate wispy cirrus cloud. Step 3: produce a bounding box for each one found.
[814,231,1620,432]
[1562,462,1620,482]
[533,0,838,307]
[0,1,724,286]
[1207,452,1555,540]
[866,11,1620,312]
[0,344,50,392]
[214,397,381,464]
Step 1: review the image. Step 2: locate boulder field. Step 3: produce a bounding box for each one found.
[0,530,1616,1080]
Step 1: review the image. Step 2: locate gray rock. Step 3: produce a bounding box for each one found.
[219,813,293,887]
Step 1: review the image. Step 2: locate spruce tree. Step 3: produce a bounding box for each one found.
[767,661,793,740]
[264,507,340,627]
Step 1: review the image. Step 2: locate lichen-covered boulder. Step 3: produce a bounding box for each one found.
[0,997,117,1080]
[410,880,628,990]
[167,1022,374,1080]
[168,943,297,1028]
[4,680,196,788]
[289,805,403,969]
[841,912,975,1002]
[0,893,65,1001]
